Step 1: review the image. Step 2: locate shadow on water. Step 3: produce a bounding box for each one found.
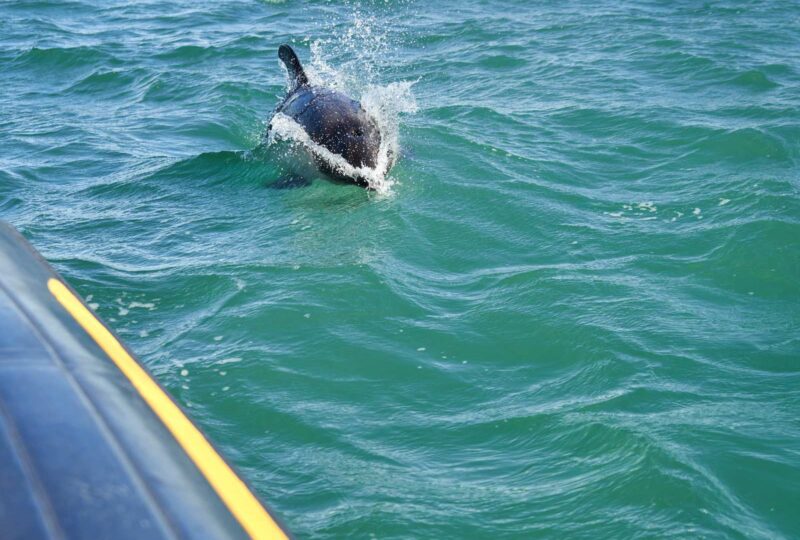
[267,175,313,190]
[146,146,384,207]
[149,143,321,191]
[150,150,272,186]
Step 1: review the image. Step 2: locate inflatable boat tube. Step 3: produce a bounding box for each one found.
[0,221,290,540]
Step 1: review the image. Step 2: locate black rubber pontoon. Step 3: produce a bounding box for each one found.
[0,221,289,540]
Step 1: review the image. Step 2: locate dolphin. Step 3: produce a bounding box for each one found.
[268,44,386,188]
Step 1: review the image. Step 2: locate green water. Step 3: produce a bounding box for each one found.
[2,1,799,538]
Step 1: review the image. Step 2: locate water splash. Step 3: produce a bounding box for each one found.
[306,9,393,92]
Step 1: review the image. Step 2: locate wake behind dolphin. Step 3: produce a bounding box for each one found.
[267,44,394,189]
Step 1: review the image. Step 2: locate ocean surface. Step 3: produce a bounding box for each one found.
[2,0,799,537]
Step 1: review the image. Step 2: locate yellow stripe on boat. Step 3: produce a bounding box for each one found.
[47,278,288,540]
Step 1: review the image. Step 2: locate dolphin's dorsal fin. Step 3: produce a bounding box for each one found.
[279,44,308,88]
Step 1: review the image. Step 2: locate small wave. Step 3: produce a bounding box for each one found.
[152,150,283,188]
[477,54,528,70]
[13,45,112,70]
[726,69,778,91]
[154,44,216,62]
[64,68,156,99]
[699,127,790,162]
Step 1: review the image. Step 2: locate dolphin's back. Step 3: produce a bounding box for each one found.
[278,86,381,169]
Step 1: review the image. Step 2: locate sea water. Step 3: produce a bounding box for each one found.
[1,1,799,538]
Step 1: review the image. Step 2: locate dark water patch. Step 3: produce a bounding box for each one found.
[152,40,276,66]
[171,119,255,148]
[139,74,206,103]
[412,32,454,47]
[697,127,791,163]
[63,67,156,99]
[2,0,90,12]
[647,37,685,49]
[477,54,528,70]
[150,150,284,189]
[11,45,117,71]
[712,103,800,123]
[726,69,778,91]
[683,217,800,299]
[211,81,276,105]
[267,175,313,190]
[760,62,797,78]
[154,44,218,62]
[71,172,169,201]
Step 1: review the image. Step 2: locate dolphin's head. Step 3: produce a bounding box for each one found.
[304,90,381,169]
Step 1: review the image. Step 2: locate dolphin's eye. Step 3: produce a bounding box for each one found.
[354,127,364,137]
